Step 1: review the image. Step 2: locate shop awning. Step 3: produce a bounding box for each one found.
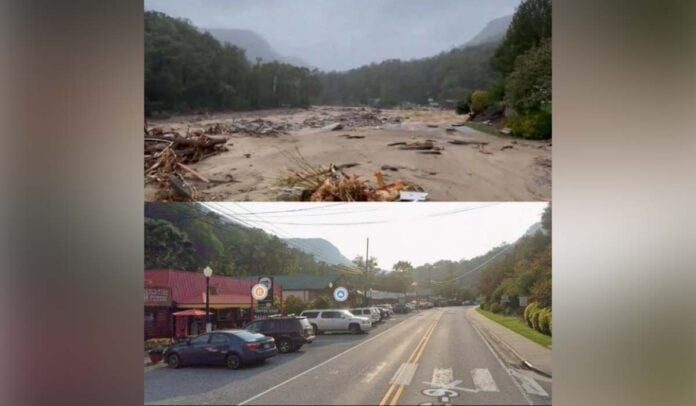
[172,309,211,317]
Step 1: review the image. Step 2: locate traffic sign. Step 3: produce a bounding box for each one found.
[333,287,348,302]
[251,283,269,301]
[259,277,272,289]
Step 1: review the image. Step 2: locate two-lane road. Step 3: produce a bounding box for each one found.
[145,307,551,405]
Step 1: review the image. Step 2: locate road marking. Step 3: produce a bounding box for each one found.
[237,314,415,405]
[363,362,387,383]
[380,312,442,406]
[469,319,534,405]
[431,368,453,387]
[389,363,418,385]
[511,370,549,397]
[471,368,499,392]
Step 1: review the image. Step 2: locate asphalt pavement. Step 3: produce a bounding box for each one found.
[145,306,552,405]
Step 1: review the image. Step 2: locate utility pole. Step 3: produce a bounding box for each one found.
[365,238,370,307]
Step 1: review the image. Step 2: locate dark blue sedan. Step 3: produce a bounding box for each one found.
[163,330,276,369]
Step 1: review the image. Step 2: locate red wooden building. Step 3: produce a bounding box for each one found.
[144,269,282,340]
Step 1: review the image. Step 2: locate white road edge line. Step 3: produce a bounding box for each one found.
[470,319,535,406]
[238,315,416,405]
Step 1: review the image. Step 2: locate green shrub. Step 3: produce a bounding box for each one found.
[456,97,471,115]
[470,90,492,114]
[489,302,502,313]
[531,308,542,331]
[284,295,307,316]
[524,302,538,327]
[504,110,552,140]
[538,308,551,335]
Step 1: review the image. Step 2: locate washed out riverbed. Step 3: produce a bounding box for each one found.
[144,106,551,202]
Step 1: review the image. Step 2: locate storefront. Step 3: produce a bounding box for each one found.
[145,269,259,339]
[144,286,172,340]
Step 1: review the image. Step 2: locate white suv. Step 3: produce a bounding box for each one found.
[300,309,372,334]
[350,307,382,323]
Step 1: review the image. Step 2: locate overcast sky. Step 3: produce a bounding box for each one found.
[204,202,547,270]
[145,0,520,71]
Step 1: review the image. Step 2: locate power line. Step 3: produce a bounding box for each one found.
[204,203,366,276]
[429,243,514,284]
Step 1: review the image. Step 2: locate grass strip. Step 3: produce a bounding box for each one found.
[476,308,552,348]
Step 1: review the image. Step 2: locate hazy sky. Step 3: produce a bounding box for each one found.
[204,202,547,270]
[145,0,520,71]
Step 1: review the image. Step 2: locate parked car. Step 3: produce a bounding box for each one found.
[163,330,276,370]
[405,302,417,311]
[375,305,392,318]
[350,307,382,323]
[244,316,315,353]
[392,303,410,314]
[300,309,372,334]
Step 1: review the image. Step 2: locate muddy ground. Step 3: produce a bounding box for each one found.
[144,106,551,201]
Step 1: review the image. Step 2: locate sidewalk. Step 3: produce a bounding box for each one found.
[467,307,552,376]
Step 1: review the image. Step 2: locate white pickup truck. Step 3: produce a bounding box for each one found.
[300,309,372,334]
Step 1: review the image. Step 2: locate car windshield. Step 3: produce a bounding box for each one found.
[340,310,355,318]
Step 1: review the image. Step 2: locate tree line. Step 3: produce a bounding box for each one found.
[145,11,321,116]
[315,44,498,107]
[476,205,551,334]
[458,0,552,139]
[145,203,339,276]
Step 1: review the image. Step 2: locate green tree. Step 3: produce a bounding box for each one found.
[504,38,551,114]
[144,218,195,270]
[492,0,552,75]
[283,295,306,315]
[392,261,414,273]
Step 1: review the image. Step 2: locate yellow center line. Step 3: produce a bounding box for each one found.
[379,312,442,406]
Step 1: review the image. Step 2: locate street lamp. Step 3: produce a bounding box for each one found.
[203,266,213,332]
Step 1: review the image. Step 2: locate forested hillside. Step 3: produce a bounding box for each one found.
[145,203,339,276]
[145,11,321,116]
[316,44,498,107]
[477,205,551,314]
[458,0,552,139]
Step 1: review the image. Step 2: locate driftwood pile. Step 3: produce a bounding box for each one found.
[303,110,402,129]
[278,159,417,202]
[144,125,230,201]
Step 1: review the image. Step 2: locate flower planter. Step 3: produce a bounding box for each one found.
[148,351,163,364]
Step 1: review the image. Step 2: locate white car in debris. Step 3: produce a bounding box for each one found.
[300,309,372,335]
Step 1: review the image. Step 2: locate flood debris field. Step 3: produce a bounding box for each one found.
[144,106,551,201]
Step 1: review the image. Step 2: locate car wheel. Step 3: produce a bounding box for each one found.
[311,324,322,335]
[167,353,181,369]
[349,323,361,335]
[226,354,241,370]
[277,338,292,354]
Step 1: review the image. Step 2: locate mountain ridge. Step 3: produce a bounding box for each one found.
[204,28,311,68]
[283,238,353,267]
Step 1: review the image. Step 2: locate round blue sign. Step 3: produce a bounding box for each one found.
[333,287,348,302]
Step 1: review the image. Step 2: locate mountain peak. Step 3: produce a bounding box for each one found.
[283,238,353,267]
[204,28,311,68]
[461,14,513,48]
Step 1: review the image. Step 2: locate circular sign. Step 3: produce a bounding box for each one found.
[333,287,349,302]
[251,284,269,301]
[259,277,272,289]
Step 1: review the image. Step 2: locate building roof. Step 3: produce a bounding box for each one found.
[272,274,342,291]
[145,269,254,306]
